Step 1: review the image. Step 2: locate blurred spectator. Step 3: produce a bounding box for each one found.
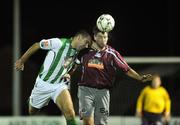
[136,74,171,125]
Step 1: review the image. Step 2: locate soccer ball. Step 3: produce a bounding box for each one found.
[96,14,115,32]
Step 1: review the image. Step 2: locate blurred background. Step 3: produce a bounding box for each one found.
[0,0,180,119]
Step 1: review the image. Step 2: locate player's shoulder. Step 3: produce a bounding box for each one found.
[48,37,64,45]
[106,45,115,51]
[105,45,122,55]
[80,48,92,53]
[107,45,121,52]
[159,86,168,92]
[143,86,151,91]
[41,38,62,44]
[77,48,92,59]
[45,37,60,41]
[56,37,71,43]
[40,37,69,50]
[59,38,71,42]
[55,37,72,46]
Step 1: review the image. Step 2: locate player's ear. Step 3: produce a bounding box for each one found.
[74,35,80,40]
[76,35,82,43]
[76,35,82,41]
[93,34,97,41]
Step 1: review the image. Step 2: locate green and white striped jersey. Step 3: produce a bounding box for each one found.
[38,38,77,84]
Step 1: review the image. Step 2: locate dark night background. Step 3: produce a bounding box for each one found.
[0,0,180,116]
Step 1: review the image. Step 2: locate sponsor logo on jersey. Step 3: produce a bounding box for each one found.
[88,58,104,69]
[41,40,49,48]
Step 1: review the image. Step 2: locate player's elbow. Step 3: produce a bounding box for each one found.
[34,42,40,48]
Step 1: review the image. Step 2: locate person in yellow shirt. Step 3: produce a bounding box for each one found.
[136,74,171,125]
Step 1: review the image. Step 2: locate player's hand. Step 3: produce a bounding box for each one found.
[135,111,142,118]
[141,74,152,82]
[61,74,71,89]
[163,112,170,123]
[61,74,71,83]
[63,57,73,68]
[14,59,24,71]
[63,74,71,80]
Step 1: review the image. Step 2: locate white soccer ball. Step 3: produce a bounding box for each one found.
[96,14,115,32]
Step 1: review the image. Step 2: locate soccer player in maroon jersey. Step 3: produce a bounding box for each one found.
[76,26,152,125]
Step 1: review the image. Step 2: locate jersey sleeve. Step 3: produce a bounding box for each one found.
[163,88,171,114]
[112,50,130,72]
[136,87,147,113]
[39,38,62,50]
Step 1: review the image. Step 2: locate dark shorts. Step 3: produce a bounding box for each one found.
[142,111,163,125]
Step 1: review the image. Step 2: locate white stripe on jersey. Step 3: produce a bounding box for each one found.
[105,48,126,66]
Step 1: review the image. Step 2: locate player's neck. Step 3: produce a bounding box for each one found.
[92,42,106,51]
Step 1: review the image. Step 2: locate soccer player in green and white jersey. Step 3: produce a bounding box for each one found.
[15,30,92,125]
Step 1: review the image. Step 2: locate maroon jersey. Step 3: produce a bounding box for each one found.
[78,46,130,89]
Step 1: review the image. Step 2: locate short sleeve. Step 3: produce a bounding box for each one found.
[39,38,62,50]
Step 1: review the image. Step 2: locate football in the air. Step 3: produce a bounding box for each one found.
[96,14,115,32]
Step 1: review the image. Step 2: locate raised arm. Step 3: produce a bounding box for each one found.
[111,49,152,82]
[14,42,40,71]
[126,68,152,82]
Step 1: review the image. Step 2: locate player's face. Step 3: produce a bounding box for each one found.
[74,35,90,51]
[94,32,108,49]
[151,76,161,88]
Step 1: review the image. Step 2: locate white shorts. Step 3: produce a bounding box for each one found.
[29,76,69,109]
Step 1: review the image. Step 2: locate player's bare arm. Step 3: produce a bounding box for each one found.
[14,42,40,71]
[126,68,152,82]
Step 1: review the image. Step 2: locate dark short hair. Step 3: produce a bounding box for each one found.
[75,30,92,46]
[92,26,103,35]
[92,26,110,39]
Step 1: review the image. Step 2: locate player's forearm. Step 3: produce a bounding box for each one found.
[126,68,142,81]
[165,100,171,114]
[20,42,40,63]
[136,105,142,113]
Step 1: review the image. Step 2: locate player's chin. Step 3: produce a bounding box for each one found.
[76,47,82,51]
[99,44,106,48]
[78,46,87,51]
